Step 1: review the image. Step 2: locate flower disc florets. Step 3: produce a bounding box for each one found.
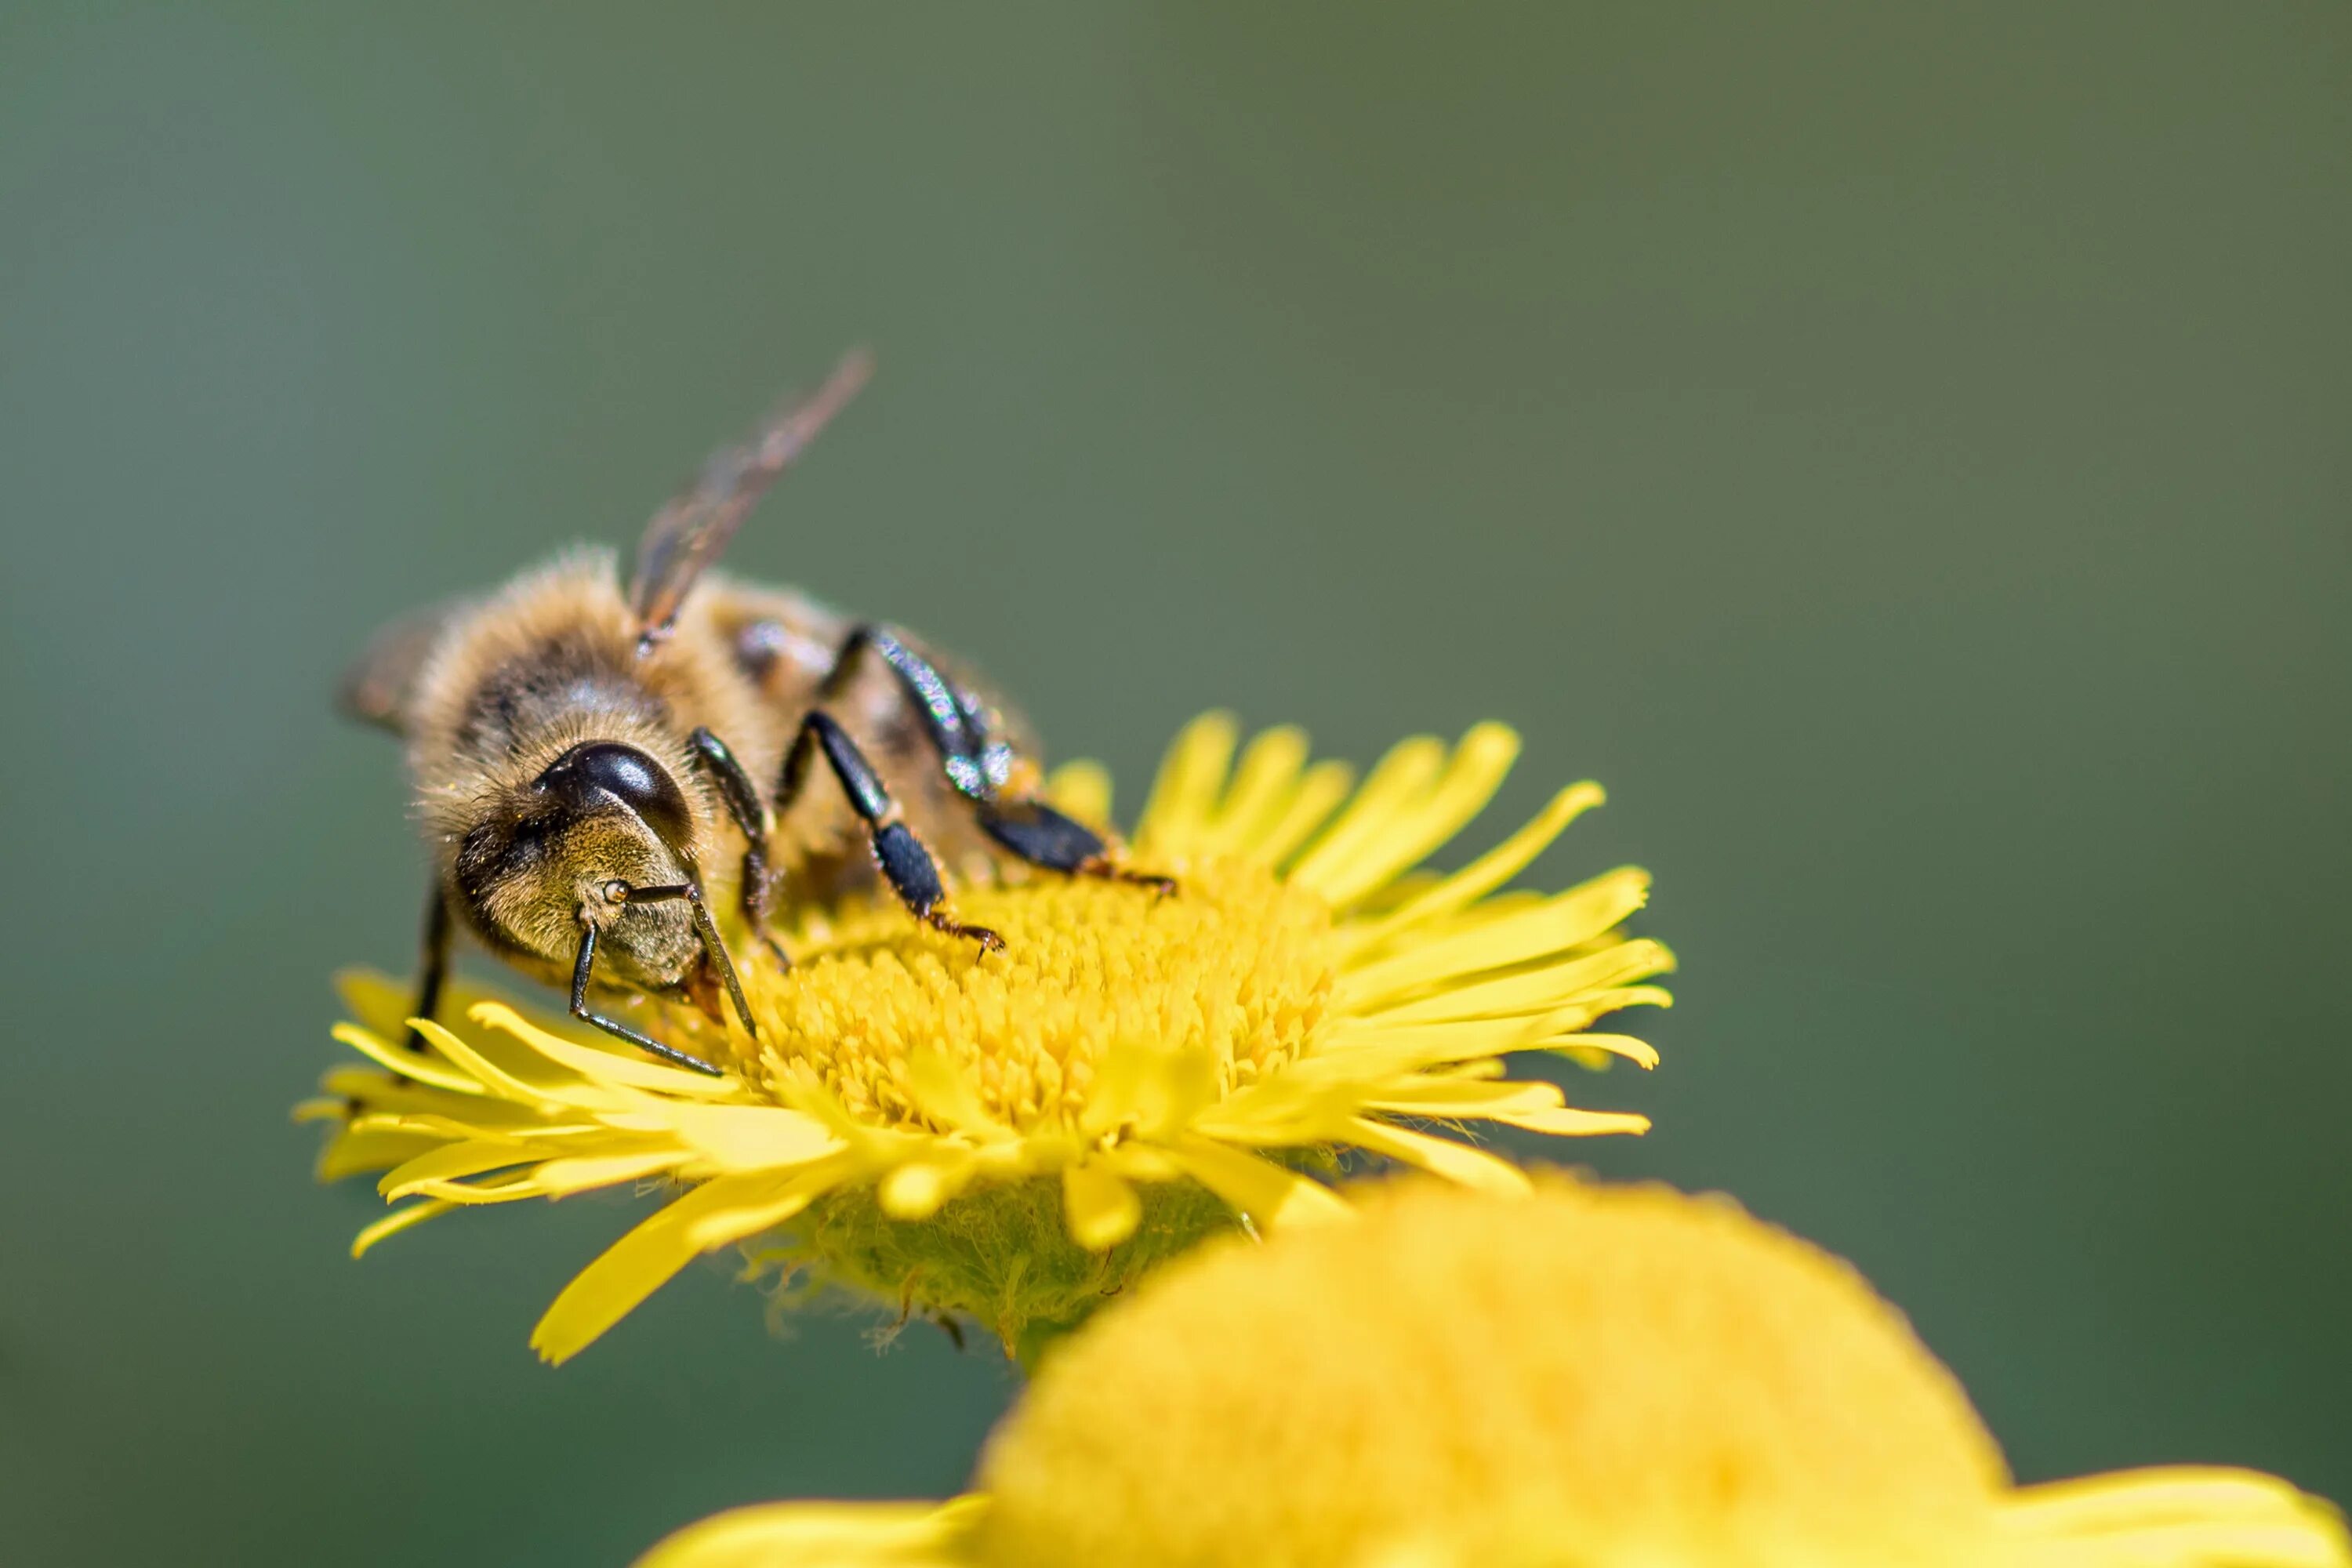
[305,715,1673,1361]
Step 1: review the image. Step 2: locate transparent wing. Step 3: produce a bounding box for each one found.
[629,349,874,647]
[337,597,469,735]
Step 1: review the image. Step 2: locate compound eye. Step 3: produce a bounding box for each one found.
[535,741,695,851]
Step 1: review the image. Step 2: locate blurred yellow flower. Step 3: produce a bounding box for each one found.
[304,715,1668,1362]
[638,1180,2348,1568]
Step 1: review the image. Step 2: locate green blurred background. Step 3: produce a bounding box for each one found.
[2,3,2346,1563]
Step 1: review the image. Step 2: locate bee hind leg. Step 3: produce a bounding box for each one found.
[775,709,1004,953]
[973,797,1177,894]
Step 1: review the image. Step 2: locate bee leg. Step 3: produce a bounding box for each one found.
[818,626,1175,893]
[617,880,760,1042]
[567,920,726,1076]
[818,626,1001,801]
[686,727,789,967]
[404,887,454,1054]
[973,797,1178,895]
[776,709,1005,953]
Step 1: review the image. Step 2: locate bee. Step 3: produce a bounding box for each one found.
[340,351,1171,1076]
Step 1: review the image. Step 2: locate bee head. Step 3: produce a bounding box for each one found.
[452,740,707,991]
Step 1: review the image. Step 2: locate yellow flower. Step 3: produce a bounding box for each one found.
[638,1180,2349,1568]
[303,715,1669,1362]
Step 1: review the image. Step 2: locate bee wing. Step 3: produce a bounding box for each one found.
[338,597,470,735]
[628,348,874,645]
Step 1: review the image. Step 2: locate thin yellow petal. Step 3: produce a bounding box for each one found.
[636,1497,984,1568]
[1285,735,1444,887]
[1044,758,1112,826]
[472,1001,742,1100]
[531,1160,850,1364]
[652,1102,848,1174]
[1134,710,1239,855]
[1162,1138,1352,1231]
[1243,758,1357,866]
[1193,725,1310,855]
[330,1022,485,1096]
[379,1138,539,1200]
[903,1042,1012,1139]
[1341,780,1606,953]
[1301,724,1521,909]
[351,1200,455,1258]
[1062,1161,1143,1250]
[1341,1116,1534,1195]
[1340,871,1650,1009]
[2003,1468,2350,1568]
[879,1153,978,1220]
[1363,938,1675,1026]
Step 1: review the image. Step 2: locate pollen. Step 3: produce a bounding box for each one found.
[740,863,1338,1131]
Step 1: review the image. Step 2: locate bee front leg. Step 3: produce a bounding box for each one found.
[775,710,1005,953]
[567,920,725,1076]
[686,726,789,967]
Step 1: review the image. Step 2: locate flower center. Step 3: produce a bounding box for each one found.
[739,859,1338,1133]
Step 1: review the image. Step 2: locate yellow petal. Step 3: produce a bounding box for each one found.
[1340,871,1651,1009]
[316,1125,450,1183]
[879,1154,978,1220]
[1243,758,1357,866]
[472,1001,742,1100]
[330,1022,485,1096]
[530,1160,851,1364]
[1285,735,1445,888]
[1299,724,1521,909]
[1192,725,1310,855]
[1364,938,1675,1026]
[1062,1161,1142,1250]
[1044,759,1113,826]
[636,1497,984,1568]
[379,1138,539,1200]
[351,1199,455,1258]
[651,1102,847,1174]
[1134,710,1239,855]
[1341,780,1606,952]
[903,1043,1012,1139]
[1162,1138,1352,1231]
[2002,1468,2351,1568]
[1341,1116,1534,1195]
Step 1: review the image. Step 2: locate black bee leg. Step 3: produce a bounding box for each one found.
[975,798,1179,895]
[617,880,759,1042]
[818,624,1004,801]
[405,887,453,1054]
[686,727,788,966]
[818,625,1174,895]
[776,710,1005,953]
[568,920,726,1076]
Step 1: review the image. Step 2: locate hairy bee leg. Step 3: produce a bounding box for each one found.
[568,921,725,1076]
[685,727,788,964]
[775,709,1004,953]
[404,887,454,1054]
[818,626,1176,893]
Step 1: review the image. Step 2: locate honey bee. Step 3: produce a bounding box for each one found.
[341,351,1171,1076]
